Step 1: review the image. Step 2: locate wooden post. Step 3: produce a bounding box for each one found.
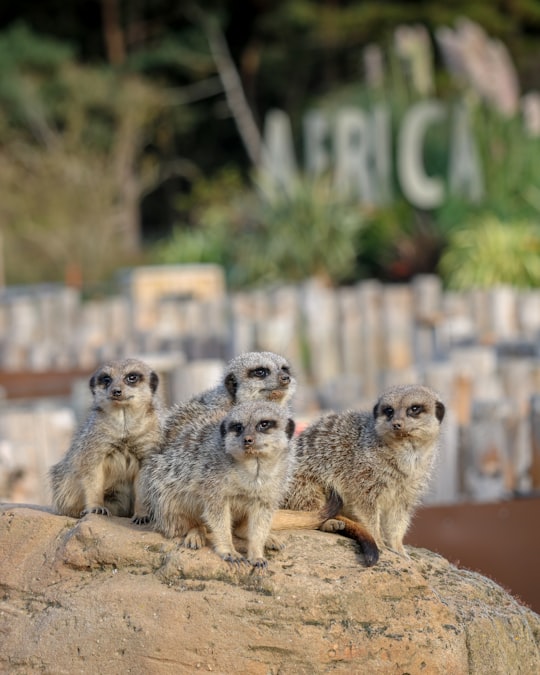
[357,279,383,399]
[170,359,225,404]
[464,399,512,501]
[413,274,443,364]
[381,284,414,372]
[338,286,364,379]
[300,279,341,386]
[255,285,302,367]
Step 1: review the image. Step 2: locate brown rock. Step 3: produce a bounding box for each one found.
[1,504,539,674]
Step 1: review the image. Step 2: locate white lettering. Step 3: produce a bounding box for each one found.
[397,100,446,209]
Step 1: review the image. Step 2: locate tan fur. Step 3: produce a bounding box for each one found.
[282,384,445,565]
[49,358,164,520]
[141,401,296,569]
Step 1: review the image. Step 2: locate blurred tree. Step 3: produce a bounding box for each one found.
[0,24,177,285]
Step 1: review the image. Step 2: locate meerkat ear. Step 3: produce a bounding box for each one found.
[149,371,159,393]
[89,374,97,393]
[224,373,238,400]
[286,418,295,439]
[220,420,227,437]
[435,401,446,423]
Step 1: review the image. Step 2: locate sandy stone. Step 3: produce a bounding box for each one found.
[1,504,539,674]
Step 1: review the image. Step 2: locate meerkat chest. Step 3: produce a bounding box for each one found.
[103,446,140,482]
[105,409,157,453]
[229,458,283,497]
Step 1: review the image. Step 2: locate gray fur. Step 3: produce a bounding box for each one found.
[284,384,445,556]
[142,401,296,569]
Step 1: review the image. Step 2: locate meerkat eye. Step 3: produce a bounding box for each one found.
[99,375,112,387]
[408,404,424,416]
[256,420,277,432]
[249,367,270,379]
[228,422,244,435]
[125,372,141,385]
[281,366,290,374]
[382,406,394,420]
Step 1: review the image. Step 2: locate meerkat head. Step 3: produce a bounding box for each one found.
[220,401,295,460]
[373,384,445,447]
[89,358,159,409]
[223,352,296,406]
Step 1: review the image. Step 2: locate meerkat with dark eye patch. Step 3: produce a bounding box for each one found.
[142,401,296,569]
[162,351,296,444]
[282,384,445,565]
[49,358,164,520]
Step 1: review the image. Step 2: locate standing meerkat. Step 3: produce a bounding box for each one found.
[283,384,445,565]
[49,358,164,520]
[143,401,296,569]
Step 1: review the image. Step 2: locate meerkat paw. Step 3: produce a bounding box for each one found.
[264,533,285,551]
[248,556,268,572]
[81,505,110,517]
[218,550,248,567]
[388,545,410,560]
[132,513,151,526]
[320,518,345,533]
[183,527,206,550]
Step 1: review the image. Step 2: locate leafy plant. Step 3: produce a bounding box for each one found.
[150,171,365,287]
[438,216,540,289]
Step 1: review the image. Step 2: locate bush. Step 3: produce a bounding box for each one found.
[151,172,365,287]
[438,216,540,289]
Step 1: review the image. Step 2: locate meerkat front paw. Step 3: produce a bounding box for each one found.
[81,505,110,517]
[264,533,285,550]
[388,545,410,560]
[248,556,268,571]
[220,551,248,567]
[183,527,206,550]
[132,513,150,525]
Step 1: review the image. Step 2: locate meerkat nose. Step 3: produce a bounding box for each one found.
[280,374,290,384]
[111,388,123,398]
[244,435,254,446]
[392,421,402,430]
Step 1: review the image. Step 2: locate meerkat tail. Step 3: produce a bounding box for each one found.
[270,509,326,530]
[270,488,343,530]
[332,515,380,567]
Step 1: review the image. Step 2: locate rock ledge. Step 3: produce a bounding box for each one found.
[1,504,539,674]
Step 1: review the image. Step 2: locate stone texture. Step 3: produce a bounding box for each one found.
[1,504,539,674]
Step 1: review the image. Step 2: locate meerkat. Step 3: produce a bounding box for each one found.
[163,351,296,444]
[283,384,445,565]
[49,358,164,520]
[142,401,296,569]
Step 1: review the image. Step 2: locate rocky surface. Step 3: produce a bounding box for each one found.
[1,503,539,674]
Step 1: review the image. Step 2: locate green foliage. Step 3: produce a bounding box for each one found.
[438,216,540,289]
[0,24,176,286]
[0,21,73,72]
[249,175,365,285]
[151,171,365,287]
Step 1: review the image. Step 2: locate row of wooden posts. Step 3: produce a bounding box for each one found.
[1,269,540,506]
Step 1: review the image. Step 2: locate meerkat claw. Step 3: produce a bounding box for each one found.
[132,514,150,525]
[82,506,110,517]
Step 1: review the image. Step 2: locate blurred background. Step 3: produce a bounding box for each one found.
[0,1,539,611]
